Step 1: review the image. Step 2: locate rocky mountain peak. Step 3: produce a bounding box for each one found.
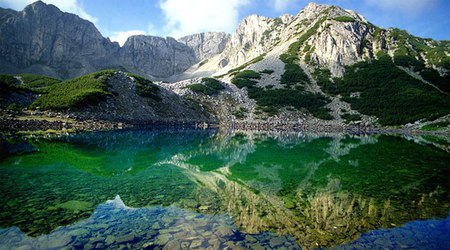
[178,32,230,61]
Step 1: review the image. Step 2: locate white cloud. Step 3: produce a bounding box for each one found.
[271,0,296,12]
[0,0,97,24]
[109,30,146,46]
[159,0,252,38]
[365,0,438,13]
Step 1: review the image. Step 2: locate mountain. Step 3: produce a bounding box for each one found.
[1,1,449,128]
[178,32,231,61]
[0,1,229,80]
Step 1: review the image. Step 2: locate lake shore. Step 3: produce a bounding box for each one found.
[1,110,449,138]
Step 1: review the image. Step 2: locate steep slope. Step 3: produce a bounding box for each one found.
[0,2,212,80]
[181,2,450,126]
[0,1,119,79]
[178,32,230,61]
[120,35,197,79]
[1,70,215,124]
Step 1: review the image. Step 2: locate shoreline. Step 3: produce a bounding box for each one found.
[1,114,449,138]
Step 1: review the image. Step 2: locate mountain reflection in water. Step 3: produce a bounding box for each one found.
[0,129,449,249]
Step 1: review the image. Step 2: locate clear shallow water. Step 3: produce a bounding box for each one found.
[0,129,449,249]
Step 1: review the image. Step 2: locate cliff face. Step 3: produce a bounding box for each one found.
[120,36,198,79]
[0,1,120,79]
[0,2,204,79]
[178,32,230,61]
[192,2,449,77]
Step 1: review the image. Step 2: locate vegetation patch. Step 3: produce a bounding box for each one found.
[232,107,247,119]
[419,68,450,93]
[230,70,261,89]
[390,28,450,69]
[333,16,355,22]
[19,74,61,90]
[31,70,115,110]
[225,54,266,76]
[187,77,225,96]
[260,69,275,75]
[128,73,161,101]
[421,121,450,131]
[342,113,362,123]
[330,55,450,125]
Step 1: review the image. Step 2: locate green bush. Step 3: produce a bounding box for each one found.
[225,54,266,76]
[31,70,115,110]
[128,73,161,101]
[19,74,61,89]
[187,78,224,96]
[260,69,275,75]
[331,56,450,125]
[246,87,331,117]
[420,69,450,93]
[342,113,362,123]
[333,16,355,22]
[231,70,261,89]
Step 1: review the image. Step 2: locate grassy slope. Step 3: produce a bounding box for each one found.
[31,70,115,110]
[327,56,450,125]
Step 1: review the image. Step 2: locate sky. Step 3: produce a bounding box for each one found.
[0,0,449,46]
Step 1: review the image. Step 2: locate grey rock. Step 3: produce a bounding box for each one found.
[120,35,198,78]
[178,32,230,61]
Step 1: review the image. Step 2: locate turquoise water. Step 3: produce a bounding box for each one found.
[0,129,449,249]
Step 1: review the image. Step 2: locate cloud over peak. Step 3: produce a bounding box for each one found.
[0,0,97,23]
[158,0,252,39]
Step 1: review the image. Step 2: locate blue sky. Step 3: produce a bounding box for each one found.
[1,0,449,45]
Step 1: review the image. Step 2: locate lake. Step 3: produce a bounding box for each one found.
[0,129,449,249]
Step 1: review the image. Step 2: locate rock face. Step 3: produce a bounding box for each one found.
[0,1,119,79]
[193,2,449,77]
[0,2,201,79]
[178,32,230,61]
[120,35,198,79]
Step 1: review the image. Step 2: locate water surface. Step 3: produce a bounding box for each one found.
[0,129,449,249]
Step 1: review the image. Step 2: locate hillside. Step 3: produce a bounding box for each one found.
[0,2,449,129]
[1,70,215,124]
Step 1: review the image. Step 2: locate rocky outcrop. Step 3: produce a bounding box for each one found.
[120,35,198,79]
[0,2,202,79]
[0,1,120,79]
[73,71,215,123]
[178,32,230,61]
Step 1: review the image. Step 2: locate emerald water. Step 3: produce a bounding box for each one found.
[0,129,449,249]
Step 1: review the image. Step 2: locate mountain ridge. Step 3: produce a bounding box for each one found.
[1,1,449,128]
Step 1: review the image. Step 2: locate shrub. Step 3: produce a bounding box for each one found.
[331,57,450,125]
[128,73,161,101]
[187,78,225,96]
[260,69,275,75]
[342,113,361,123]
[333,16,355,22]
[31,70,115,110]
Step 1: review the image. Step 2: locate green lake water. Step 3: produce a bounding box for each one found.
[0,129,449,249]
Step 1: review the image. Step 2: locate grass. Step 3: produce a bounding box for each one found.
[31,70,115,110]
[187,77,225,96]
[331,55,450,125]
[19,74,61,90]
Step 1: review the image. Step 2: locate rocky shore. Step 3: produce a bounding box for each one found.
[1,110,448,138]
